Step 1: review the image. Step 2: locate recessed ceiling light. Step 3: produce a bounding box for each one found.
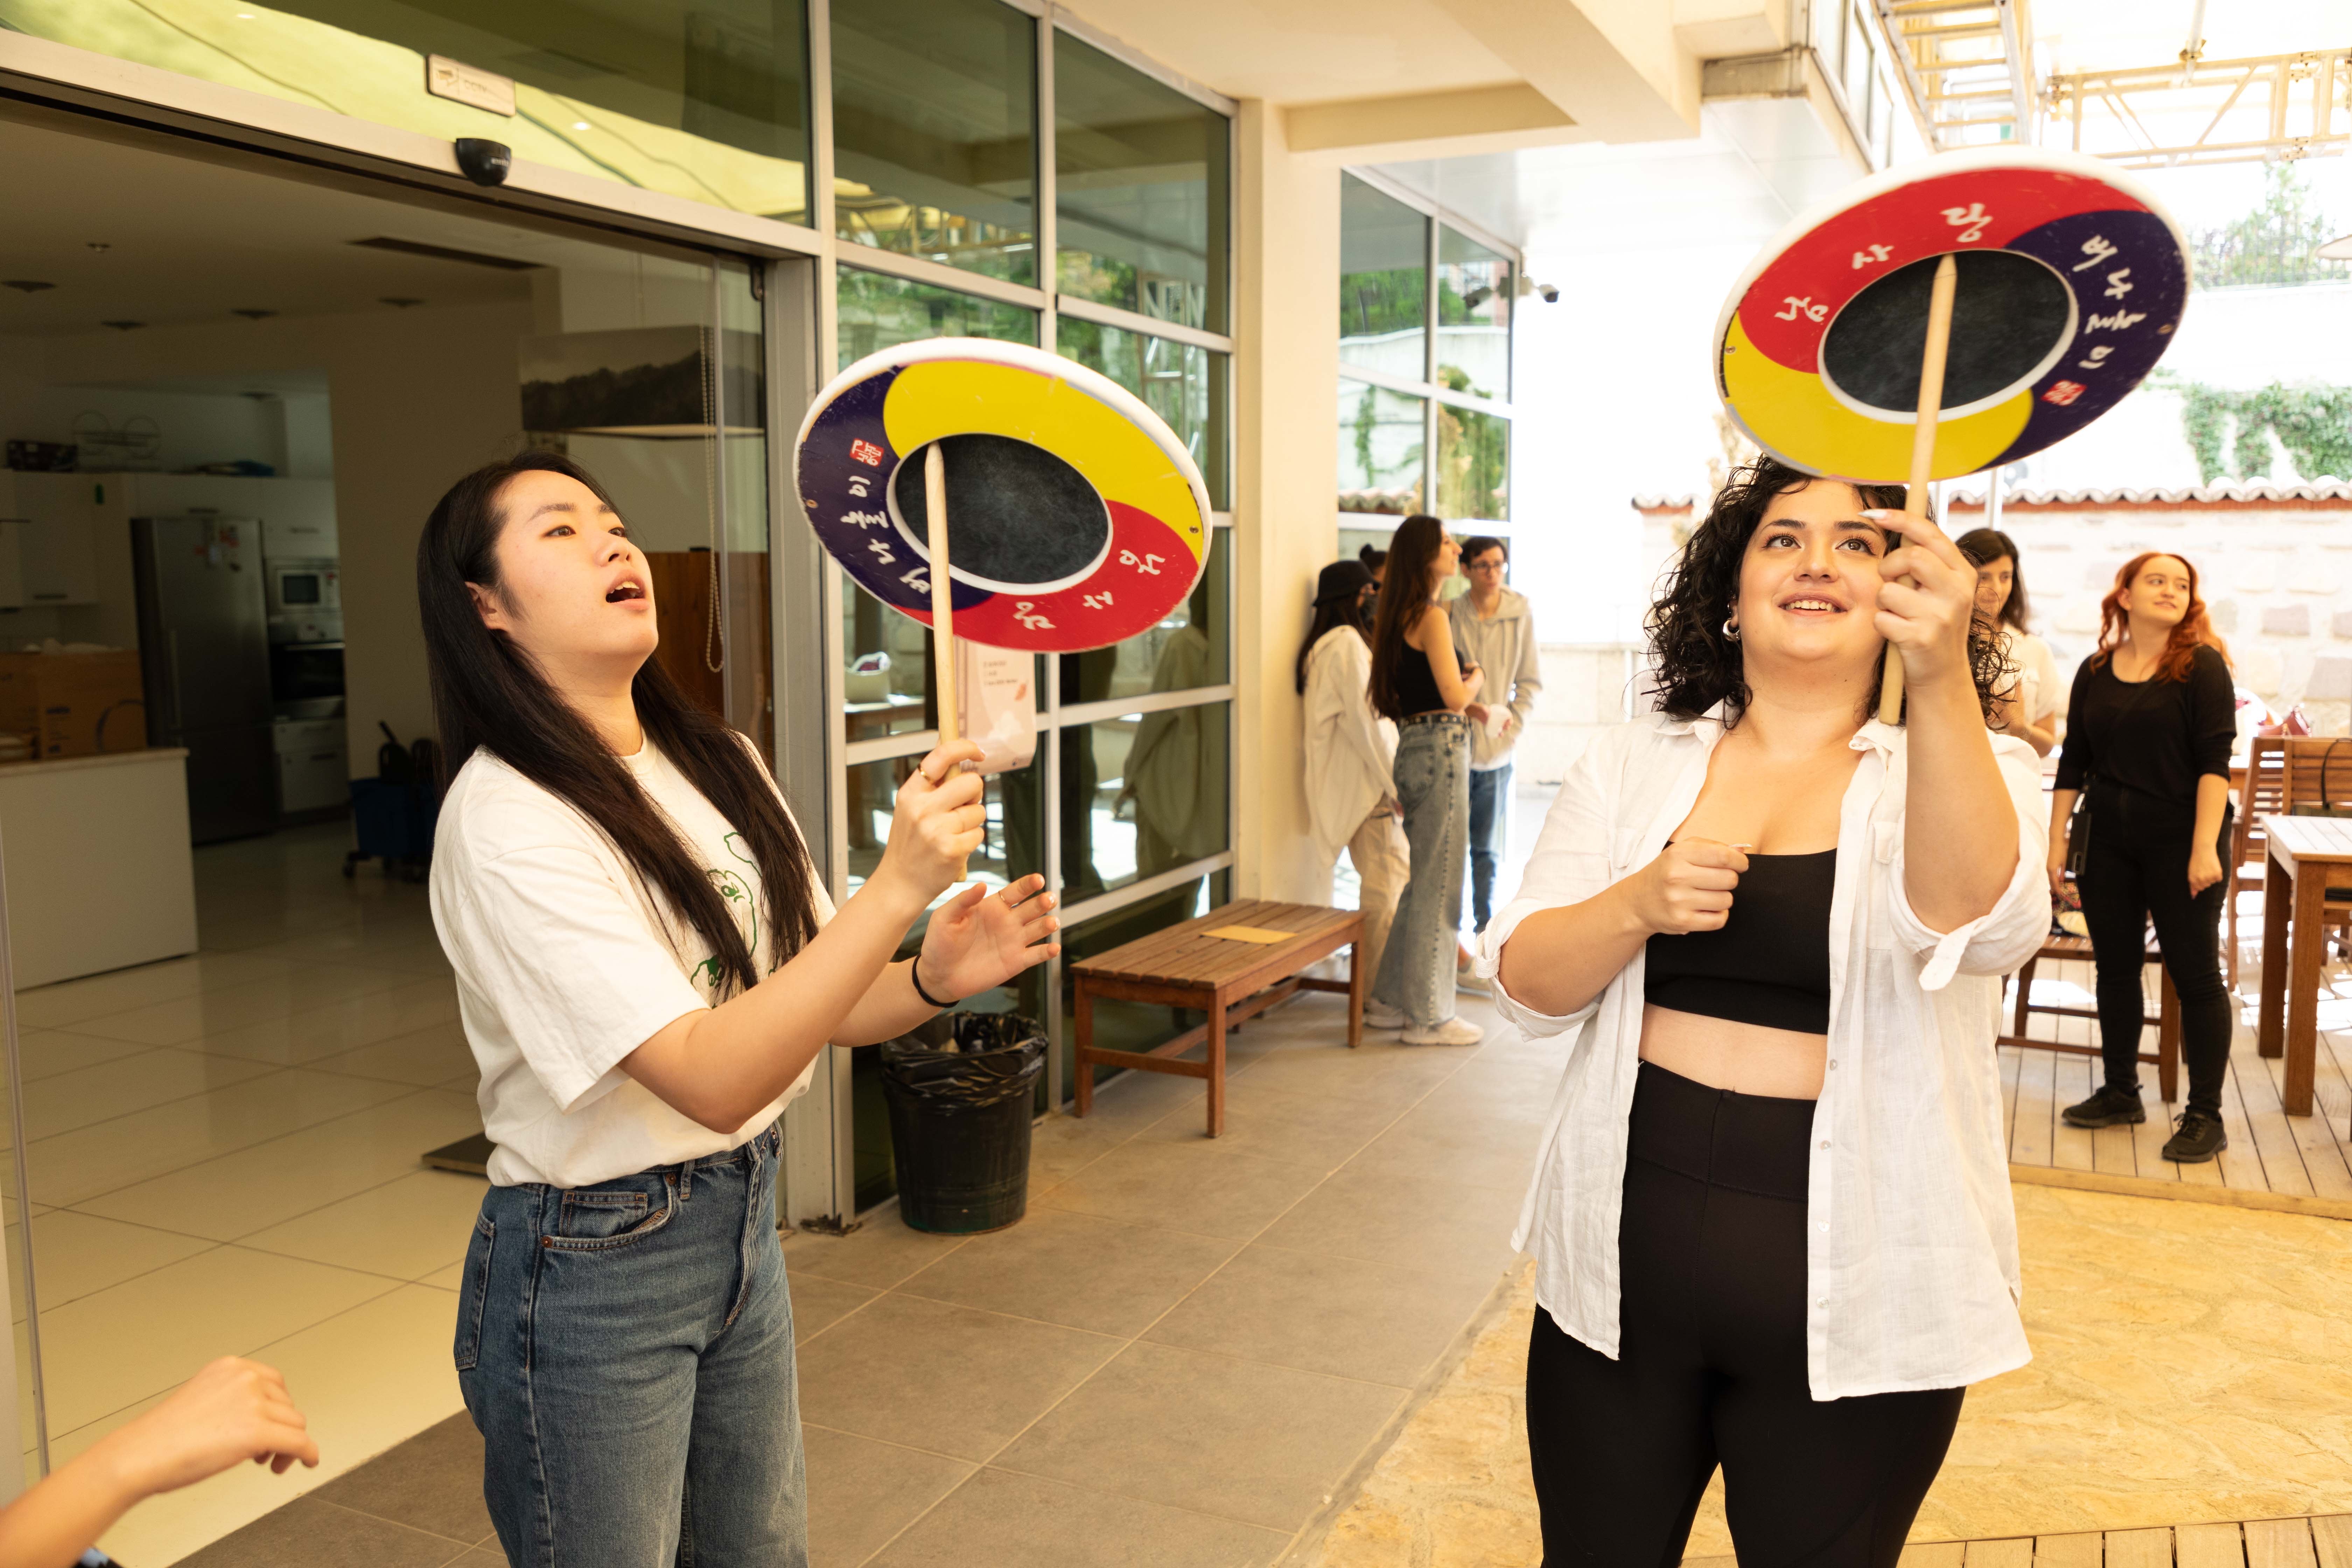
[379,296,424,308]
[571,120,591,131]
[100,320,144,331]
[1,280,54,293]
[232,308,277,321]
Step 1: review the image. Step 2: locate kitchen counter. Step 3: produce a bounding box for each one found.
[0,747,198,988]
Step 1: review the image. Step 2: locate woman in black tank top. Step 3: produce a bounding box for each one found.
[1363,515,1485,1044]
[1485,459,2038,1568]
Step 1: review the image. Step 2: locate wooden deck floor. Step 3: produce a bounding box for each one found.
[1998,937,2352,1208]
[1688,1511,2352,1565]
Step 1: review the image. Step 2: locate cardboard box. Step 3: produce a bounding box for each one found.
[0,652,147,759]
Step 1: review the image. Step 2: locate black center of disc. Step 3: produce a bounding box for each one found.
[1820,250,2073,413]
[891,432,1109,588]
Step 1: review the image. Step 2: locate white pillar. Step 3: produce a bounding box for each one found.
[1231,100,1342,904]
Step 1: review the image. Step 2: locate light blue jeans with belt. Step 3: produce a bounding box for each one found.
[456,1121,806,1566]
[1373,714,1470,1028]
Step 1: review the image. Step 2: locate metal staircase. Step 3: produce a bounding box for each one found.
[1873,0,2036,150]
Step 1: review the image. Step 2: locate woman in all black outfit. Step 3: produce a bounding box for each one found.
[2050,551,2236,1162]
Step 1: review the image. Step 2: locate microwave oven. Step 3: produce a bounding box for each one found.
[266,559,340,617]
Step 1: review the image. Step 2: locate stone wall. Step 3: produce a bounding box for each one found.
[1952,491,2352,733]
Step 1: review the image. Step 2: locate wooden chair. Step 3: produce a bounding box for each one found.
[2278,736,2352,956]
[2227,735,2286,987]
[2000,932,2179,1102]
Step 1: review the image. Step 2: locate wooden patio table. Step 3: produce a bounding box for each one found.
[1071,899,1364,1138]
[2256,813,2352,1115]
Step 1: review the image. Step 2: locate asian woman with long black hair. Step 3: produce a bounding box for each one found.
[420,451,1059,1564]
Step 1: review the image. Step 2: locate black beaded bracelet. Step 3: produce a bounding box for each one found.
[909,957,957,1009]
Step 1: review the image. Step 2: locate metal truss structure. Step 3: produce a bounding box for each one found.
[1874,0,2036,152]
[2045,49,2352,169]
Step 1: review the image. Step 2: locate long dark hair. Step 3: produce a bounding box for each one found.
[1647,458,2002,725]
[1955,526,2031,632]
[1367,515,1450,720]
[1295,586,1373,695]
[418,451,817,996]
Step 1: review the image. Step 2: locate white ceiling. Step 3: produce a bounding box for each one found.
[0,113,587,339]
[1060,0,1520,108]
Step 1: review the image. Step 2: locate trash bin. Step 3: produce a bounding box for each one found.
[879,1011,1046,1234]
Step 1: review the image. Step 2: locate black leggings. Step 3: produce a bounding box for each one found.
[1526,1062,1963,1567]
[2077,781,2232,1116]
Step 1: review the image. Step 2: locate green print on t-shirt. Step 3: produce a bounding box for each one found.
[691,832,761,996]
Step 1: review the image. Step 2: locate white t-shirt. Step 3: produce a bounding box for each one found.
[430,737,833,1188]
[2000,626,2062,724]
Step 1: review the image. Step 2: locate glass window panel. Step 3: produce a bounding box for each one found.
[1843,2,1872,112]
[842,582,939,736]
[1055,319,1228,509]
[1338,382,1425,517]
[1058,529,1230,705]
[1052,866,1229,1104]
[832,0,1036,283]
[1435,226,1511,402]
[3,1,813,223]
[1054,34,1229,333]
[836,266,1038,367]
[1435,402,1509,523]
[1057,701,1229,902]
[1339,174,1428,379]
[844,746,1043,900]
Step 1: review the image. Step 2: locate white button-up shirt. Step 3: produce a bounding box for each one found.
[1475,704,2050,1399]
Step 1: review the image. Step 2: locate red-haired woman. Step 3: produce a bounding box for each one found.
[2050,552,2235,1162]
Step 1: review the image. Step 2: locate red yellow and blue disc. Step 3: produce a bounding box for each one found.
[1715,146,2190,483]
[793,338,1213,653]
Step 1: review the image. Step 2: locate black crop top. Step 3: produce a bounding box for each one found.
[1643,850,1835,1034]
[1393,630,1468,716]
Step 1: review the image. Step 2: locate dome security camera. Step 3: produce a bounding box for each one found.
[454,138,512,187]
[1536,282,1560,304]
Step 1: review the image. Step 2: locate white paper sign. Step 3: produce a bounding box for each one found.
[956,643,1037,777]
[426,55,517,117]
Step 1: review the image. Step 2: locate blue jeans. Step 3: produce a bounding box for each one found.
[456,1122,807,1566]
[1373,715,1470,1028]
[1468,762,1511,932]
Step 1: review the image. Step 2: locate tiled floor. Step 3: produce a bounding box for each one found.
[7,824,484,1565]
[176,985,1539,1567]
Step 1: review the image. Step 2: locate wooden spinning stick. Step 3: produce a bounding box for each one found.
[924,442,958,749]
[1877,252,1959,726]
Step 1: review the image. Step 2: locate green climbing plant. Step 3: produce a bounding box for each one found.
[2158,371,2352,483]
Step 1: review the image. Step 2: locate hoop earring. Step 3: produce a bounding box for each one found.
[1722,617,1740,642]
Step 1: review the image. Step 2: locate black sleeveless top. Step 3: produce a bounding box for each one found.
[1393,629,1466,716]
[1643,849,1835,1034]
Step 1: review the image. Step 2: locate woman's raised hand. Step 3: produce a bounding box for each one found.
[1866,509,1976,690]
[878,740,988,901]
[920,874,1062,997]
[1624,839,1747,935]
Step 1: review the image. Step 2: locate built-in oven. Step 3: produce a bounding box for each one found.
[269,639,344,720]
[265,558,340,618]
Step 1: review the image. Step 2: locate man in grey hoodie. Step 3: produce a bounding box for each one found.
[1447,537,1541,945]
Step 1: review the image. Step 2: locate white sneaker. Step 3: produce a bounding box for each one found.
[1402,1016,1486,1046]
[1364,1000,1407,1031]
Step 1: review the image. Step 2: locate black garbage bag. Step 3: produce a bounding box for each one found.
[879,1012,1045,1234]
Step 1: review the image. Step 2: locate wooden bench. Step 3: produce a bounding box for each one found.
[1071,899,1365,1138]
[2000,932,2179,1104]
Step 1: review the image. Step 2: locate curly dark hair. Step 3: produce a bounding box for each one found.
[1646,458,2007,726]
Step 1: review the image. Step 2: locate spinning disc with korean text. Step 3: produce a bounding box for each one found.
[1715,146,2190,483]
[793,338,1213,653]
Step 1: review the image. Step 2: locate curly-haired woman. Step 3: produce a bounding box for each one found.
[1956,526,2060,758]
[2050,551,2235,1162]
[1477,459,2048,1564]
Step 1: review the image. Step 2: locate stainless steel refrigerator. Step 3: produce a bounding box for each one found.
[132,516,275,843]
